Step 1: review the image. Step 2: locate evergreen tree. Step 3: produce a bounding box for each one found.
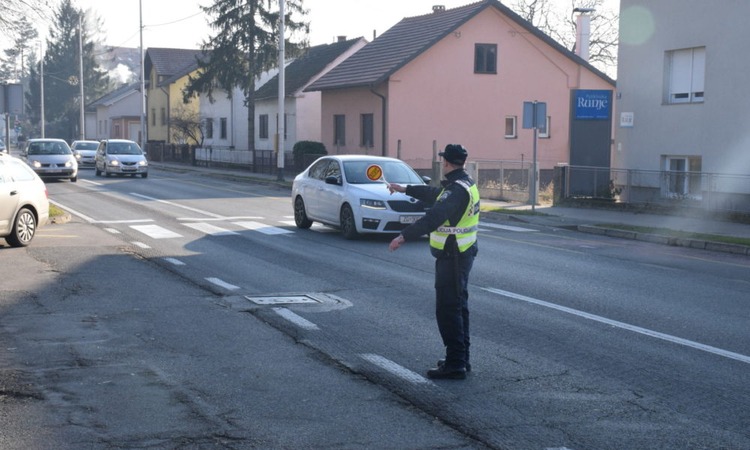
[0,17,38,81]
[24,0,110,141]
[184,0,309,153]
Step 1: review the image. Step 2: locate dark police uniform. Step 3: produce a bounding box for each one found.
[398,147,479,379]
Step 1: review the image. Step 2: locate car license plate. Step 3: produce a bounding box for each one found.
[400,215,420,224]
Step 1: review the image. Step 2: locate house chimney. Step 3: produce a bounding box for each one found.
[433,5,445,13]
[574,8,594,61]
[337,35,347,42]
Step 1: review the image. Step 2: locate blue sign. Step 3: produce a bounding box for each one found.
[522,101,546,129]
[574,90,611,120]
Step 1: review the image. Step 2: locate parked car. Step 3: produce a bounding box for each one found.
[0,152,50,247]
[292,155,430,239]
[21,138,78,182]
[71,140,100,168]
[95,139,148,178]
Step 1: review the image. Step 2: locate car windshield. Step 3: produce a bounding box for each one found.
[27,141,72,155]
[343,160,425,185]
[74,142,98,150]
[108,142,142,155]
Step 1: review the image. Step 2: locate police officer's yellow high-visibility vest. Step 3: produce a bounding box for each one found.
[430,179,480,253]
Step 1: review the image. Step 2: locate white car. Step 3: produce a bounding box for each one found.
[0,153,49,247]
[22,138,78,182]
[292,155,430,239]
[71,140,100,167]
[95,139,148,178]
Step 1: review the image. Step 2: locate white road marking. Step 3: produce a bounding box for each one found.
[483,287,750,365]
[130,193,224,218]
[480,222,538,232]
[205,277,239,290]
[95,219,154,224]
[179,216,263,221]
[48,200,97,223]
[279,220,296,227]
[131,241,151,249]
[234,221,293,235]
[183,222,238,236]
[130,224,183,239]
[360,354,432,385]
[164,258,185,266]
[272,307,320,330]
[104,228,120,234]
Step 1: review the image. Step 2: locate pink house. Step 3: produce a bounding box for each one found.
[306,0,615,173]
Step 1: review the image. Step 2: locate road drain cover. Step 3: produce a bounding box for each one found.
[245,295,321,305]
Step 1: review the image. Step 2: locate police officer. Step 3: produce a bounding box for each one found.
[388,144,479,380]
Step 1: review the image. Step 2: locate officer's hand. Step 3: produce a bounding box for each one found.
[389,235,405,251]
[388,183,405,194]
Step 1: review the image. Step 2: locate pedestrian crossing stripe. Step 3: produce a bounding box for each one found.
[130,224,183,239]
[183,222,239,236]
[234,221,294,235]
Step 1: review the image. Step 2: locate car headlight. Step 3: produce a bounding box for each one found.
[108,159,120,166]
[138,160,148,166]
[31,160,41,168]
[361,198,386,209]
[64,161,73,167]
[74,152,81,160]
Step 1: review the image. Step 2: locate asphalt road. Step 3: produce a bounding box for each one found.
[2,166,749,449]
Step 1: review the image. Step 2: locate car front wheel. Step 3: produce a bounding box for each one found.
[294,196,312,229]
[6,207,36,247]
[340,204,359,240]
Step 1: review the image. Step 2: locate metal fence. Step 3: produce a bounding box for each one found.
[143,143,750,215]
[557,165,750,215]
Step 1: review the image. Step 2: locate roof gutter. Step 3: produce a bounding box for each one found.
[369,87,386,157]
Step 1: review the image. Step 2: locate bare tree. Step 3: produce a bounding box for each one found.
[170,106,204,147]
[510,0,618,77]
[0,0,51,43]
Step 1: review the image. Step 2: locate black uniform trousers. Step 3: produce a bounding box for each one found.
[434,244,477,369]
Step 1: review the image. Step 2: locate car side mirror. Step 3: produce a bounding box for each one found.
[325,175,341,186]
[422,176,431,183]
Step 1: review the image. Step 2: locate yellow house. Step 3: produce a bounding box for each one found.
[144,48,204,144]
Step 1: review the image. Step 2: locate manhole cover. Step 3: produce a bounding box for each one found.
[244,295,321,305]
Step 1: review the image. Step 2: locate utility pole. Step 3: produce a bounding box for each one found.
[139,0,146,147]
[276,0,286,181]
[78,14,85,140]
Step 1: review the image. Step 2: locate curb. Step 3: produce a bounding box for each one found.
[577,224,750,256]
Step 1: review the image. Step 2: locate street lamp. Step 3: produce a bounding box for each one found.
[39,40,45,138]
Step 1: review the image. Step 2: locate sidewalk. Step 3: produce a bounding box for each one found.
[151,161,750,256]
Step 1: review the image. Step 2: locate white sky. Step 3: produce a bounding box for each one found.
[69,0,619,50]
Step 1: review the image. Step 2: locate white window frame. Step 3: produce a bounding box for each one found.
[504,116,517,138]
[538,116,551,138]
[665,47,705,104]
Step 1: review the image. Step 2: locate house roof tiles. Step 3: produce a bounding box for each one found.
[307,0,614,92]
[254,37,366,100]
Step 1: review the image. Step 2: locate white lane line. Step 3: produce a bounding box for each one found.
[480,222,538,232]
[164,257,185,266]
[104,228,120,234]
[130,193,224,218]
[131,241,151,249]
[205,277,240,290]
[183,222,239,236]
[179,216,263,221]
[483,287,750,365]
[360,354,432,385]
[272,307,320,330]
[95,219,154,224]
[130,224,183,239]
[234,221,293,235]
[48,200,97,223]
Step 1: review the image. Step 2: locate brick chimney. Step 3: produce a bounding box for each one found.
[432,5,445,13]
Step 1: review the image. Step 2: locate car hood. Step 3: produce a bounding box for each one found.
[108,154,146,162]
[28,154,74,163]
[347,183,419,202]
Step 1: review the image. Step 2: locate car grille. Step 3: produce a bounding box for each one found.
[41,163,69,168]
[387,200,428,213]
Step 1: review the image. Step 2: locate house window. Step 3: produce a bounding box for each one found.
[259,114,269,139]
[504,116,516,138]
[361,113,374,148]
[475,43,497,74]
[665,47,705,104]
[220,118,227,139]
[151,108,156,126]
[160,107,167,126]
[538,116,551,138]
[664,156,702,197]
[334,114,346,146]
[205,118,214,139]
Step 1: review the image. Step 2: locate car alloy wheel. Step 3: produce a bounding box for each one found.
[340,204,359,240]
[294,196,313,229]
[6,207,36,247]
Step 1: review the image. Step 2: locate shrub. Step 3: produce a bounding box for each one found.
[293,141,327,168]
